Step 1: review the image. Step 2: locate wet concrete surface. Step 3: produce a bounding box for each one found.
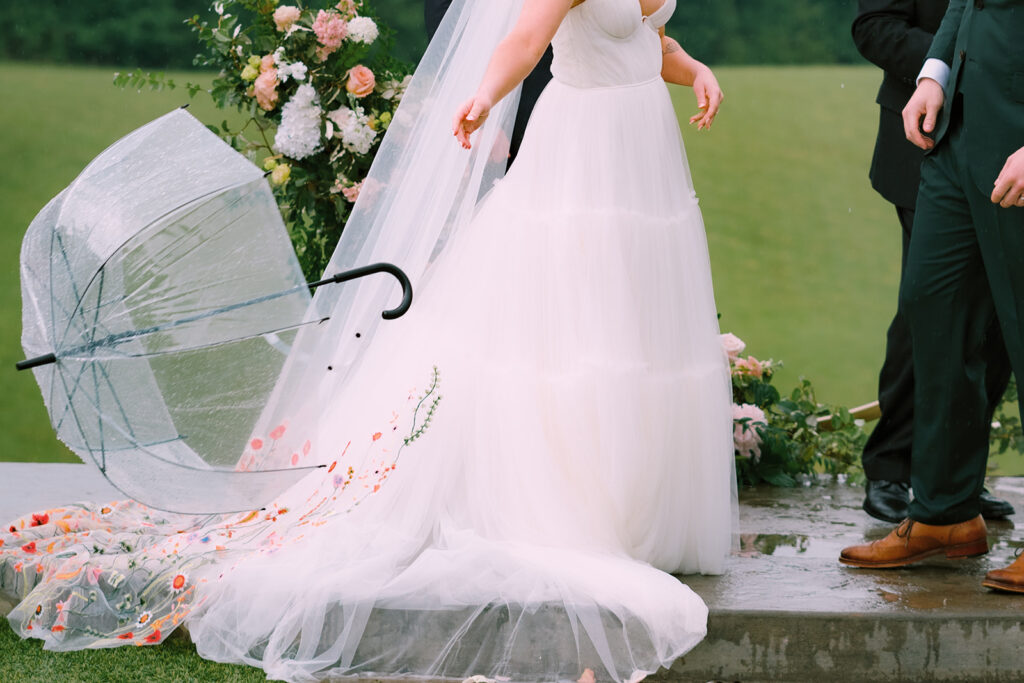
[2,465,1024,681]
[669,477,1024,682]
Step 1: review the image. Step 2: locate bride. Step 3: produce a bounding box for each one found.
[1,0,736,680]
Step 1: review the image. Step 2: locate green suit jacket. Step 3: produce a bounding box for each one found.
[928,0,1024,191]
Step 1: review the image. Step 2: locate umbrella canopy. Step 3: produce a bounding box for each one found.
[19,109,345,513]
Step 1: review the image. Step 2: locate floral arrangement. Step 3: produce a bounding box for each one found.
[723,333,867,487]
[117,0,412,280]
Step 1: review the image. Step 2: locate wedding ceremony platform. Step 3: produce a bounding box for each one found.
[2,463,1022,682]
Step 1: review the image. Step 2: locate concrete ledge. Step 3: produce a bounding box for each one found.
[3,464,1024,681]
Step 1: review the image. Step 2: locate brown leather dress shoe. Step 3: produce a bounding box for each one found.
[839,516,988,568]
[982,552,1024,593]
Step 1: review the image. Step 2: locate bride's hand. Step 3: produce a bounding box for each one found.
[452,95,493,149]
[689,66,723,131]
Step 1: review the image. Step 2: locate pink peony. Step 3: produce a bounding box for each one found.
[720,332,745,360]
[253,68,279,111]
[273,5,302,32]
[732,403,767,461]
[313,10,347,60]
[346,65,375,97]
[341,181,362,203]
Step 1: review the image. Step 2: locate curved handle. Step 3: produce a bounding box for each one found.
[309,262,414,320]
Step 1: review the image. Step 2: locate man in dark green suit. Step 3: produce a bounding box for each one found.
[840,0,1024,592]
[852,0,1014,525]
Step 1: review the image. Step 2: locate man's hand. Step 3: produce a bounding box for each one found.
[902,78,945,150]
[991,147,1024,208]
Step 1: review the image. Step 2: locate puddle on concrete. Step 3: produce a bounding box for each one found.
[737,533,847,558]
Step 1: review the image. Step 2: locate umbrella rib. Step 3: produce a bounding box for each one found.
[53,362,97,469]
[117,202,263,318]
[53,176,263,352]
[60,284,315,357]
[91,269,106,470]
[126,184,256,287]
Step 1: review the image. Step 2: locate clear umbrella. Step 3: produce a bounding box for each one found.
[16,109,410,514]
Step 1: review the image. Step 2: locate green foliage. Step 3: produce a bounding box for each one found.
[991,377,1024,455]
[668,0,862,66]
[1,0,213,69]
[3,0,863,69]
[729,347,867,488]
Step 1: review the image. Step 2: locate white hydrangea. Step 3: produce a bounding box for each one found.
[274,84,323,160]
[273,48,307,82]
[326,105,378,155]
[347,16,379,44]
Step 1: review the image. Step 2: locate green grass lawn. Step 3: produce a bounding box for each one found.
[0,621,264,682]
[2,60,1022,474]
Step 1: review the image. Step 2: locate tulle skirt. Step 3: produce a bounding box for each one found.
[2,76,736,682]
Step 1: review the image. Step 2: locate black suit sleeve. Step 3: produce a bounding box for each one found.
[852,0,937,84]
[424,0,453,41]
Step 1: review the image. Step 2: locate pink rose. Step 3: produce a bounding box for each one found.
[341,181,362,203]
[260,54,275,73]
[346,65,375,98]
[732,403,767,461]
[273,6,302,32]
[720,332,745,360]
[313,10,347,60]
[253,68,279,111]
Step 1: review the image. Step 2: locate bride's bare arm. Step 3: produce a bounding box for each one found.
[452,0,577,148]
[660,32,723,130]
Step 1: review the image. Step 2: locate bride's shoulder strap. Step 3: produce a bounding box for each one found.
[643,0,675,29]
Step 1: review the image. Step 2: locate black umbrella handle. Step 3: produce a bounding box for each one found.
[309,263,413,320]
[16,353,56,371]
[14,264,413,371]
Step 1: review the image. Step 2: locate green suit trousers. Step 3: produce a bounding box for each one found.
[902,119,1024,525]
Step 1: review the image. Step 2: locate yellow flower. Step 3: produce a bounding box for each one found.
[271,163,291,186]
[247,55,262,69]
[378,111,392,129]
[263,157,278,171]
[367,115,379,131]
[241,64,259,81]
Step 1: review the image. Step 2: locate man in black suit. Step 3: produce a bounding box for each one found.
[851,0,1013,524]
[424,0,553,166]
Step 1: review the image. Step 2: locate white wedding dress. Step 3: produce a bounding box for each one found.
[1,0,736,681]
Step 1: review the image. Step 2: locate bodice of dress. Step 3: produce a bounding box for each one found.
[551,0,675,88]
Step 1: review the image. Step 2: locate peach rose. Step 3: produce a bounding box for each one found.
[273,5,301,32]
[734,355,766,378]
[260,54,275,73]
[346,65,375,98]
[253,68,279,110]
[335,0,359,19]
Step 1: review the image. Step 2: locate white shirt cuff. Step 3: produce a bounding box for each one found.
[917,58,950,88]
